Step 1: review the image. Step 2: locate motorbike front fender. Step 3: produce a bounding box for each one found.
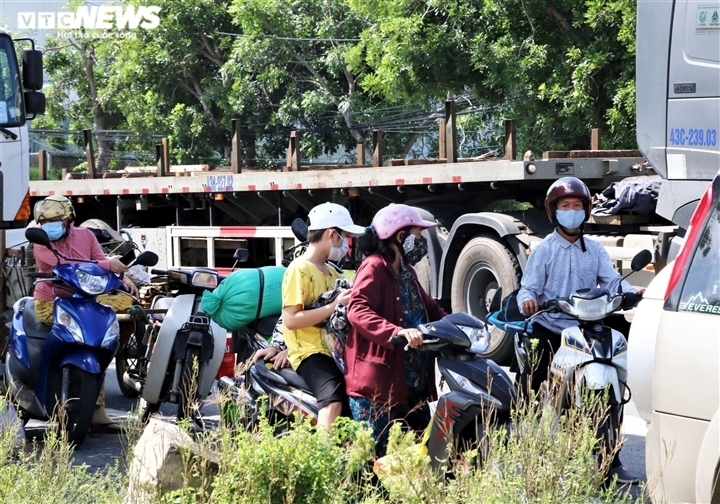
[143,294,195,403]
[576,362,621,406]
[59,350,103,374]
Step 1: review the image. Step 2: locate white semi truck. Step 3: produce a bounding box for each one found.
[0,28,45,229]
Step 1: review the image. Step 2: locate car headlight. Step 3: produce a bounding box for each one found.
[56,305,84,343]
[569,296,610,321]
[76,269,109,295]
[101,319,120,348]
[457,323,490,354]
[446,368,502,406]
[563,331,590,354]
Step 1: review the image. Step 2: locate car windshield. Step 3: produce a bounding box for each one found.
[0,35,23,127]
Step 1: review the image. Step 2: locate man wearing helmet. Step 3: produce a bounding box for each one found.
[32,195,138,432]
[516,177,644,483]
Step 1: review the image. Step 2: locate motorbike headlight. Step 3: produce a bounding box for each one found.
[191,271,218,289]
[56,305,84,343]
[563,331,590,354]
[458,324,490,354]
[569,296,609,321]
[101,319,120,348]
[606,295,624,313]
[446,368,502,406]
[76,269,109,295]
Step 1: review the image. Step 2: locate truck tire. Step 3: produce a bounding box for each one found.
[414,256,433,295]
[450,237,521,365]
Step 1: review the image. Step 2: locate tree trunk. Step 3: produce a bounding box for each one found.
[82,47,113,172]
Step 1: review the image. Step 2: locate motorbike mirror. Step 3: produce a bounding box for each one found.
[135,251,159,267]
[25,227,52,248]
[233,248,249,263]
[119,249,136,266]
[489,287,503,313]
[291,218,308,242]
[631,249,653,272]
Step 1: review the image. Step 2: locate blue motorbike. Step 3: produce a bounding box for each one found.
[3,227,157,446]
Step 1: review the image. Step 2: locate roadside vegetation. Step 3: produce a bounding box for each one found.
[0,390,651,503]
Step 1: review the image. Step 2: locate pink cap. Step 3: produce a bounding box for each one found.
[371,204,436,239]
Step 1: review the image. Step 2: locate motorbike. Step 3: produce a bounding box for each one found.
[132,248,250,423]
[232,311,515,474]
[3,227,157,446]
[486,249,652,467]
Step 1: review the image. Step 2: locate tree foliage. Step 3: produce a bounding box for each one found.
[36,0,638,165]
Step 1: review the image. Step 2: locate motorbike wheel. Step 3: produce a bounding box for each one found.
[592,391,620,470]
[57,368,98,447]
[176,347,201,422]
[138,397,161,423]
[115,321,145,398]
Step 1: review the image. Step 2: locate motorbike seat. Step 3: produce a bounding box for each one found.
[254,360,313,395]
[23,300,52,340]
[253,315,280,338]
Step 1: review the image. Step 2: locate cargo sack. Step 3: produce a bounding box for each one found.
[202,266,285,331]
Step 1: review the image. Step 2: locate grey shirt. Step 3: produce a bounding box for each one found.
[517,229,636,334]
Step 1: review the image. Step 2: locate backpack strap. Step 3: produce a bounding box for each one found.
[252,268,265,334]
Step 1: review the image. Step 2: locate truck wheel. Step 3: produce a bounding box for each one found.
[450,237,521,364]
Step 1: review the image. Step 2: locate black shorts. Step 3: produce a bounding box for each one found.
[296,353,347,410]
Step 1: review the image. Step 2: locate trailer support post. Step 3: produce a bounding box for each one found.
[84,129,96,178]
[373,130,383,167]
[231,119,242,174]
[504,119,516,160]
[445,101,457,163]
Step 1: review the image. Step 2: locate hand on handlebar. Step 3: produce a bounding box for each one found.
[108,256,129,275]
[522,299,539,316]
[396,328,423,349]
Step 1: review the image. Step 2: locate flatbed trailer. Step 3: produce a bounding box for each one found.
[29,150,664,363]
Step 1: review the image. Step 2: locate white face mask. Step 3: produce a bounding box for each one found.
[328,233,349,262]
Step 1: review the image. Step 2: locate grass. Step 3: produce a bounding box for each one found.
[0,382,653,504]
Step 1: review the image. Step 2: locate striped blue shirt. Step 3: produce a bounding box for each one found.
[517,229,636,334]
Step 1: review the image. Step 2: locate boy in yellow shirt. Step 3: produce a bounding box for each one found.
[282,202,364,431]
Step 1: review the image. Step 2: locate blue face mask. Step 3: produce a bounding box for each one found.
[41,221,66,241]
[556,209,585,230]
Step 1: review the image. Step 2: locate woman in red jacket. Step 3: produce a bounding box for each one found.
[346,204,446,456]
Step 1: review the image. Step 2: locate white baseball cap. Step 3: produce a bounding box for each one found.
[307,202,365,236]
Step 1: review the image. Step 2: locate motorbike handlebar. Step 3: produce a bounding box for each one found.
[27,272,52,278]
[150,268,168,276]
[388,335,406,346]
[622,292,643,310]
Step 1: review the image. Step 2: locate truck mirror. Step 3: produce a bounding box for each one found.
[291,218,308,242]
[25,227,51,247]
[135,251,159,267]
[631,249,653,272]
[24,91,45,116]
[232,248,249,263]
[22,49,43,90]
